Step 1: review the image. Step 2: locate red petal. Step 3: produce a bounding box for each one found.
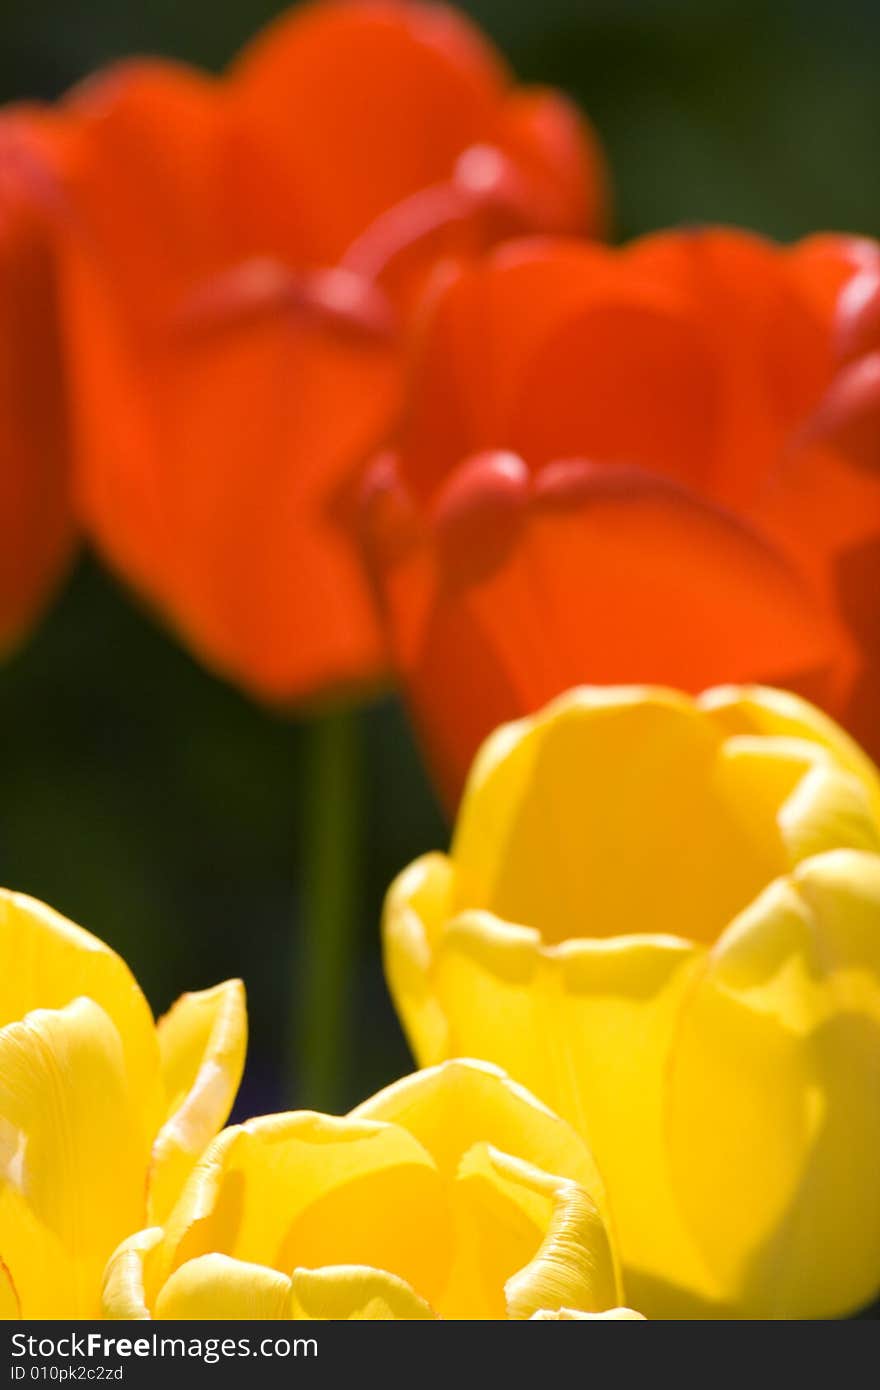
[229,0,507,264]
[367,456,846,809]
[0,112,77,650]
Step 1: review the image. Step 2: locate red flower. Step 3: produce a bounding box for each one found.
[0,114,77,653]
[34,0,605,701]
[363,229,880,808]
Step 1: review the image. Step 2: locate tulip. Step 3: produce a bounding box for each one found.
[23,0,605,703]
[383,684,880,1318]
[0,113,76,654]
[0,890,246,1317]
[103,1059,641,1320]
[363,230,880,808]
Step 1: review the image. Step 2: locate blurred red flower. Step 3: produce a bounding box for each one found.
[6,0,604,699]
[0,118,77,654]
[363,229,880,808]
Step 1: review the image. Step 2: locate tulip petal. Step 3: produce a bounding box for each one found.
[381,854,456,1065]
[369,455,842,808]
[384,875,713,1305]
[667,850,880,1317]
[155,1254,291,1320]
[712,732,880,866]
[0,890,161,1129]
[0,998,152,1317]
[778,763,880,862]
[493,88,607,238]
[102,1227,164,1320]
[64,60,228,318]
[451,687,784,945]
[0,113,76,653]
[160,1113,451,1310]
[289,1265,435,1320]
[493,1151,617,1320]
[61,58,399,704]
[700,684,880,822]
[149,980,247,1223]
[355,1057,608,1229]
[230,0,506,263]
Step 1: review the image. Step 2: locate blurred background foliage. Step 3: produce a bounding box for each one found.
[1,0,879,1117]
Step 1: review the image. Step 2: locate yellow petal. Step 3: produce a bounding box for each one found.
[701,685,880,823]
[382,855,455,1064]
[159,1113,450,1310]
[289,1265,435,1320]
[0,891,161,1132]
[437,1142,618,1320]
[714,736,880,865]
[401,908,714,1308]
[0,999,152,1317]
[353,1057,607,1218]
[777,764,880,863]
[155,1255,291,1320]
[488,1149,618,1320]
[149,980,247,1223]
[667,849,880,1318]
[452,688,775,945]
[102,1228,164,1320]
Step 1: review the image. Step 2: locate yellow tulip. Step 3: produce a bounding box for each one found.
[103,1058,642,1320]
[384,684,880,1319]
[0,890,246,1317]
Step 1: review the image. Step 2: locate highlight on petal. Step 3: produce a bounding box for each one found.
[289,1265,435,1321]
[155,1255,291,1321]
[666,849,880,1318]
[102,1227,163,1321]
[149,979,247,1223]
[481,1147,617,1319]
[0,998,152,1317]
[777,763,880,863]
[381,853,456,1065]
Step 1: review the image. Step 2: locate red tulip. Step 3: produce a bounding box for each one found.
[363,230,880,808]
[0,113,77,653]
[41,0,605,702]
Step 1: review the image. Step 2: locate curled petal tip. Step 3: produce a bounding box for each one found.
[453,143,531,226]
[807,351,880,471]
[0,117,68,223]
[359,451,421,560]
[432,450,529,579]
[835,269,880,364]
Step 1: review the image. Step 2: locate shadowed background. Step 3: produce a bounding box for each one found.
[1,0,879,1123]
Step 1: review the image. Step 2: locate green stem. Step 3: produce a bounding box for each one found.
[293,706,361,1112]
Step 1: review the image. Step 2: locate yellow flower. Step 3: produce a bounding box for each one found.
[384,684,880,1319]
[0,890,246,1317]
[103,1059,642,1320]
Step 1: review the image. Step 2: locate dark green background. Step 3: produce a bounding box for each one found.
[2,0,879,1119]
